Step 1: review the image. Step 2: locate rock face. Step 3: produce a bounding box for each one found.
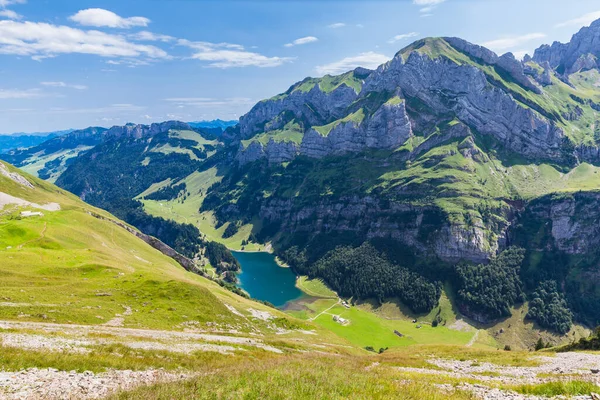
[520,192,600,255]
[533,19,600,74]
[299,101,412,158]
[236,37,568,165]
[258,194,507,263]
[105,121,191,140]
[236,140,300,164]
[365,50,563,160]
[238,77,362,139]
[441,37,541,93]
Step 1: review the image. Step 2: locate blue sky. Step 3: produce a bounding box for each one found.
[0,0,599,133]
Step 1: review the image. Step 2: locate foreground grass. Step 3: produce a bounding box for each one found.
[0,344,251,373]
[111,353,476,400]
[509,381,600,397]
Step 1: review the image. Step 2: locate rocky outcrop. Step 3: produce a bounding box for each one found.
[236,140,300,164]
[533,18,600,74]
[237,36,568,165]
[365,51,564,161]
[444,37,541,93]
[105,121,191,140]
[300,101,412,158]
[258,195,506,263]
[238,79,361,139]
[520,192,600,255]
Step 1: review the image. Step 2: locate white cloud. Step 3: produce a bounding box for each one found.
[481,33,546,52]
[328,22,345,29]
[413,0,446,4]
[70,8,150,29]
[0,88,43,99]
[0,0,25,7]
[413,0,446,14]
[555,11,600,29]
[164,97,254,107]
[388,32,419,44]
[179,39,291,68]
[316,52,389,76]
[512,50,530,60]
[0,9,21,19]
[0,20,169,60]
[40,81,87,90]
[44,103,144,115]
[284,36,318,48]
[129,31,174,42]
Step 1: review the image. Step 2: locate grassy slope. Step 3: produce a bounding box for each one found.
[0,161,321,336]
[241,120,304,149]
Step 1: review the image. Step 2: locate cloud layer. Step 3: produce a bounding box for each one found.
[0,20,168,60]
[482,33,546,52]
[316,52,389,75]
[555,11,600,29]
[179,39,292,68]
[284,36,318,47]
[69,8,150,29]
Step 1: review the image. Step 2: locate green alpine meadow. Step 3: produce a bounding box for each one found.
[2,1,600,399]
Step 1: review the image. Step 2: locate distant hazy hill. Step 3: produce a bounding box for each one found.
[188,119,237,130]
[0,129,73,154]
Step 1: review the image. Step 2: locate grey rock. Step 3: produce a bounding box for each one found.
[300,100,412,158]
[105,121,191,140]
[496,52,542,93]
[365,51,564,161]
[238,83,359,139]
[533,18,600,74]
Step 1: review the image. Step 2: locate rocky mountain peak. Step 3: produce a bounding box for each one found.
[106,121,191,140]
[533,18,600,74]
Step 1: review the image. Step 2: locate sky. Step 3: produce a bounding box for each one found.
[1,0,600,134]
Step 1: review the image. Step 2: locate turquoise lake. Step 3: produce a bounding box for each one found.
[232,251,304,308]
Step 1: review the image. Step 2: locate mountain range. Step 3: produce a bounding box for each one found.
[4,20,600,340]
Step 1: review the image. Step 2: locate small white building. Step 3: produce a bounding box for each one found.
[20,211,44,217]
[333,315,349,325]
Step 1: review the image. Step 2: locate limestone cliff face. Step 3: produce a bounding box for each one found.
[300,101,412,158]
[105,121,191,140]
[257,194,508,263]
[364,51,564,161]
[237,37,568,165]
[236,140,300,164]
[238,83,360,139]
[520,192,600,255]
[533,19,600,74]
[237,99,412,163]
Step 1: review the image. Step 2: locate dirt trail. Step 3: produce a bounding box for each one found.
[466,329,479,347]
[310,299,340,321]
[17,222,47,250]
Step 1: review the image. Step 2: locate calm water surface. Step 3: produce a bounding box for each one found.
[232,251,303,308]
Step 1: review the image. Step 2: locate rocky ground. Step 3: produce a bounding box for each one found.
[397,352,600,399]
[0,368,191,400]
[1,319,600,399]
